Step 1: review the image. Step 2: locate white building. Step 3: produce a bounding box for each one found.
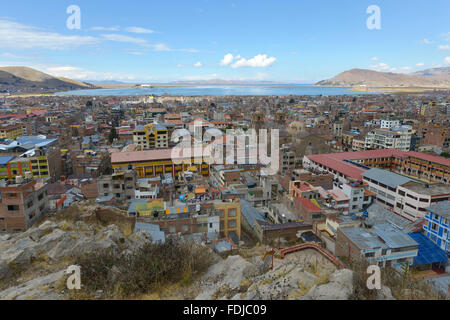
[333,181,373,214]
[380,119,401,129]
[362,168,450,221]
[365,125,412,151]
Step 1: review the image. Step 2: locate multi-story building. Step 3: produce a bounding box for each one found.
[336,223,419,268]
[135,178,159,199]
[210,198,242,242]
[97,170,137,203]
[380,118,401,130]
[303,149,450,185]
[279,144,296,174]
[423,201,450,253]
[0,178,48,232]
[362,168,450,221]
[365,125,412,151]
[133,123,169,150]
[0,124,23,140]
[111,148,210,180]
[333,181,373,214]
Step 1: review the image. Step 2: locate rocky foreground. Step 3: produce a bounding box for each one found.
[0,204,397,300]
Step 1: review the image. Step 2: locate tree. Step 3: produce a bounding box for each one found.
[108,126,118,143]
[440,152,450,158]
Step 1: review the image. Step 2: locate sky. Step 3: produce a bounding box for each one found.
[0,0,449,83]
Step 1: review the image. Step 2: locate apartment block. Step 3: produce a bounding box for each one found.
[365,125,412,151]
[0,178,48,232]
[423,201,450,253]
[362,168,450,221]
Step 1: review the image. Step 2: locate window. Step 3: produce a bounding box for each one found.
[103,184,109,188]
[228,209,237,217]
[182,225,189,233]
[7,205,19,211]
[398,190,405,196]
[228,220,236,228]
[218,209,224,218]
[431,223,438,231]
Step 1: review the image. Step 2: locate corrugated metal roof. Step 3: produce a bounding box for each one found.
[362,168,413,189]
[426,201,450,218]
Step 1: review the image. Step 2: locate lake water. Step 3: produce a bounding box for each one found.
[56,85,381,96]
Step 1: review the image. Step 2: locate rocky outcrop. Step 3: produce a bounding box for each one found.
[0,205,152,300]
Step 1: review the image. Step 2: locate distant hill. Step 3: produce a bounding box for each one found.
[168,79,283,85]
[85,80,127,85]
[317,68,450,87]
[412,67,450,83]
[0,66,94,93]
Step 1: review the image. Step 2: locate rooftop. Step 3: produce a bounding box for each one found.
[363,168,414,189]
[425,201,450,218]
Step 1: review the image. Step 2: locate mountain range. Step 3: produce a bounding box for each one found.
[316,67,450,87]
[1,66,450,93]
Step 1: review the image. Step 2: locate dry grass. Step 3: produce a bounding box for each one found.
[348,258,446,300]
[71,237,213,299]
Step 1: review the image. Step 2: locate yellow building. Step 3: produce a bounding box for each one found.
[213,199,242,242]
[0,124,23,140]
[111,148,210,179]
[133,123,169,150]
[7,155,50,179]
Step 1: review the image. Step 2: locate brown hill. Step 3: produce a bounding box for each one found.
[0,66,94,93]
[317,68,450,87]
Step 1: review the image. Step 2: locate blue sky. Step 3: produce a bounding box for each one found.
[0,0,449,83]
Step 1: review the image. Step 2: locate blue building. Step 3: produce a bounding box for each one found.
[424,201,450,254]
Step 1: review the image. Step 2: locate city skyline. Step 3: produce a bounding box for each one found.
[0,0,449,83]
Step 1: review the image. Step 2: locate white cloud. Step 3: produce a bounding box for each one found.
[194,62,202,68]
[370,57,379,61]
[125,27,155,34]
[128,51,145,56]
[151,43,198,52]
[43,65,140,81]
[368,63,412,73]
[420,38,431,44]
[220,53,234,66]
[445,57,450,65]
[177,64,184,67]
[91,26,120,31]
[369,62,390,71]
[438,45,450,50]
[231,54,276,68]
[0,19,98,50]
[441,32,450,41]
[416,62,425,67]
[47,66,79,72]
[101,34,149,46]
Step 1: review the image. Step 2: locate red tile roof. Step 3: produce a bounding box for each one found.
[295,197,322,212]
[306,149,450,180]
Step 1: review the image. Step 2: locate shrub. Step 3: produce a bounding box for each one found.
[73,237,213,299]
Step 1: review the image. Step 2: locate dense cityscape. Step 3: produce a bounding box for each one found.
[0,89,449,300]
[0,0,449,308]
